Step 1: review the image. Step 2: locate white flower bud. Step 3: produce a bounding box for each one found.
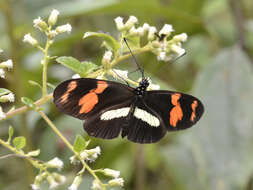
[33,17,48,31]
[23,33,38,46]
[48,30,58,38]
[125,16,138,29]
[136,27,144,36]
[0,49,3,53]
[52,173,66,184]
[0,59,13,69]
[31,184,40,190]
[47,175,59,189]
[171,44,185,57]
[69,175,82,190]
[159,24,174,36]
[72,74,81,79]
[56,24,72,34]
[92,180,101,190]
[114,16,125,30]
[0,93,15,102]
[102,51,113,64]
[0,108,6,120]
[173,33,187,42]
[48,9,59,26]
[103,168,120,178]
[108,178,124,187]
[85,146,101,162]
[148,26,157,41]
[157,51,166,61]
[46,157,64,170]
[142,23,150,32]
[0,68,5,78]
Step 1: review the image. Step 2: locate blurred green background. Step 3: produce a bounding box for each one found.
[1,0,253,190]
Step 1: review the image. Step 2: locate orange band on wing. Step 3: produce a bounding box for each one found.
[170,93,183,127]
[78,81,108,114]
[61,81,77,103]
[190,100,198,121]
[79,92,98,114]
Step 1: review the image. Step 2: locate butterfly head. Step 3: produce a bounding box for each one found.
[134,78,149,96]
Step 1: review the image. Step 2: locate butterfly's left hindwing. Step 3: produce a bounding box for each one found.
[145,91,204,131]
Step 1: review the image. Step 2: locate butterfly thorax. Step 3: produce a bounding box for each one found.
[134,78,149,97]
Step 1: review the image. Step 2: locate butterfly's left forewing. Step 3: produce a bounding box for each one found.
[145,91,204,131]
[53,78,135,139]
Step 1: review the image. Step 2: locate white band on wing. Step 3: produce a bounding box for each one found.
[101,107,130,120]
[133,107,160,127]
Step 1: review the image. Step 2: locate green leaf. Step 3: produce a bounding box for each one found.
[13,136,26,150]
[7,126,14,143]
[73,135,86,153]
[56,56,98,77]
[0,88,11,96]
[21,97,37,110]
[83,32,120,53]
[28,80,42,89]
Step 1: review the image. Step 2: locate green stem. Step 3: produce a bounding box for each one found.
[42,38,51,98]
[38,110,105,188]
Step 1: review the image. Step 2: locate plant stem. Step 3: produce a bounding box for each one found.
[42,38,51,98]
[38,110,105,188]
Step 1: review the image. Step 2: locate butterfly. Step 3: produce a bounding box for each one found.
[53,77,204,144]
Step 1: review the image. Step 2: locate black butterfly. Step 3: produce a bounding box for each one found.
[53,77,204,143]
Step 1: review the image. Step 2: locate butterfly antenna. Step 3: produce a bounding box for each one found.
[123,38,145,79]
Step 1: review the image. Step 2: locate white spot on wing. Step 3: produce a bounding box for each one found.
[101,107,130,120]
[134,107,160,127]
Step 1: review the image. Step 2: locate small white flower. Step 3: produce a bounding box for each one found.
[102,51,113,63]
[157,51,166,61]
[143,23,150,32]
[46,157,64,170]
[0,93,15,103]
[23,33,38,46]
[31,184,40,190]
[148,26,157,41]
[70,155,80,164]
[136,27,144,36]
[80,150,89,160]
[103,168,120,178]
[86,146,101,162]
[0,68,5,78]
[56,24,72,34]
[48,30,58,38]
[114,16,125,30]
[108,178,124,187]
[125,16,138,29]
[171,44,185,57]
[113,69,128,79]
[173,33,187,42]
[48,9,60,26]
[69,175,82,190]
[159,24,174,36]
[92,180,101,190]
[0,49,3,53]
[47,175,59,189]
[51,173,66,184]
[129,26,138,36]
[0,59,13,69]
[33,17,48,31]
[72,74,80,79]
[0,110,6,120]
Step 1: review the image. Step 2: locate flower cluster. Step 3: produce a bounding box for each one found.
[114,16,187,61]
[23,9,72,47]
[31,157,66,190]
[0,50,15,120]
